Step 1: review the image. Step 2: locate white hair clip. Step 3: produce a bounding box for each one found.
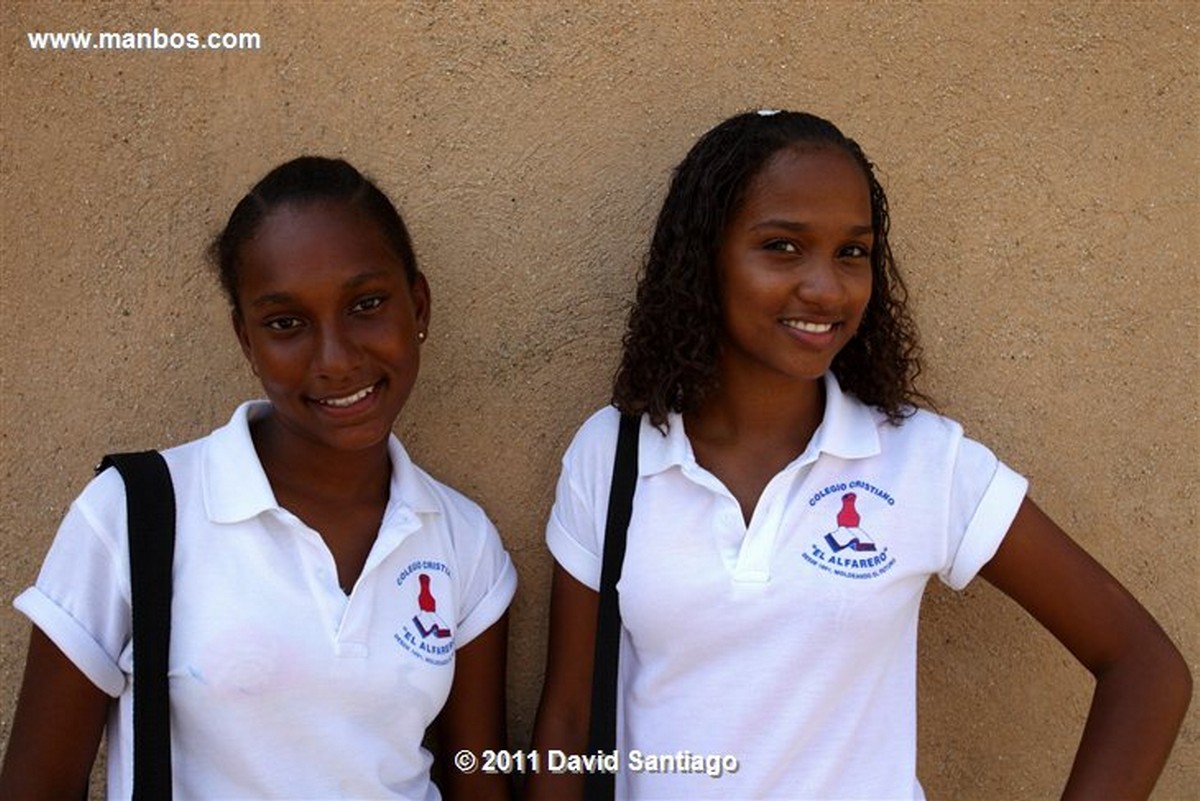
[756,108,782,116]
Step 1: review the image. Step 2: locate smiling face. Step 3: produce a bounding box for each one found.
[715,145,874,390]
[232,199,430,457]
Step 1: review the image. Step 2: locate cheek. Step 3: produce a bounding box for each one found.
[367,316,418,357]
[244,337,307,383]
[721,266,784,316]
[380,342,418,376]
[850,274,875,328]
[852,268,874,305]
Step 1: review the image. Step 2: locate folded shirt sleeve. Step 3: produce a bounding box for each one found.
[545,448,606,592]
[940,435,1029,591]
[13,469,132,697]
[452,513,517,649]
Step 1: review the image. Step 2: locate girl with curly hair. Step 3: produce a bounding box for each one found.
[529,110,1189,800]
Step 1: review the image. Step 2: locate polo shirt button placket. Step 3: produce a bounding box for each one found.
[734,486,787,584]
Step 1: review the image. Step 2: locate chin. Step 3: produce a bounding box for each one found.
[338,418,398,447]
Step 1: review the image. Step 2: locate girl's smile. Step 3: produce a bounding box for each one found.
[780,317,840,348]
[314,380,382,409]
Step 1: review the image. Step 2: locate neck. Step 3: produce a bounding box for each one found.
[250,411,391,506]
[686,361,826,453]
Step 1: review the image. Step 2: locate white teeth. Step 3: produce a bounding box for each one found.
[320,384,376,407]
[782,320,835,333]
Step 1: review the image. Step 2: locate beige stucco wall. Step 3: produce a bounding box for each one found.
[2,1,1196,797]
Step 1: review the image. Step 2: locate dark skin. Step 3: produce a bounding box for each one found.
[0,627,110,800]
[1,200,513,800]
[436,613,512,800]
[527,565,599,800]
[684,378,824,525]
[231,200,429,596]
[249,408,392,593]
[979,502,1192,799]
[231,201,512,798]
[528,149,1190,799]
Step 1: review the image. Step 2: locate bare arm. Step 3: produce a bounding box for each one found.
[434,613,512,801]
[979,497,1192,800]
[526,564,599,801]
[0,626,110,801]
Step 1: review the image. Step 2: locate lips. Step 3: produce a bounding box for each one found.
[313,380,381,409]
[781,318,837,334]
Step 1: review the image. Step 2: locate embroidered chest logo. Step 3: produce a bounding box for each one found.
[394,560,455,665]
[802,482,898,580]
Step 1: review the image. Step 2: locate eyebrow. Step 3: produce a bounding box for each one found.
[751,219,874,237]
[249,269,396,309]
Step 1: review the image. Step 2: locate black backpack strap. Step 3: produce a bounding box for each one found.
[584,413,640,801]
[98,451,175,801]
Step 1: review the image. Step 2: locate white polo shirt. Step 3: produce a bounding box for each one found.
[16,401,517,800]
[547,374,1027,800]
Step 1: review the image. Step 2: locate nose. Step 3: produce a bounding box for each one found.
[795,256,846,306]
[313,320,362,377]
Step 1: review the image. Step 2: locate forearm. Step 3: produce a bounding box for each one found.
[525,701,590,800]
[0,628,108,801]
[439,763,511,801]
[435,616,512,801]
[1062,639,1192,800]
[527,564,599,801]
[979,500,1193,799]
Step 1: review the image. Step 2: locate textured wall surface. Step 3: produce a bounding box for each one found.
[2,1,1196,797]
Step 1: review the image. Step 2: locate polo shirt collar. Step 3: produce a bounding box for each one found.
[639,372,881,477]
[384,433,441,517]
[202,401,440,524]
[815,372,881,460]
[202,402,276,523]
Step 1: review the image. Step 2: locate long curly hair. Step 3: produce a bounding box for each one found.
[612,110,927,427]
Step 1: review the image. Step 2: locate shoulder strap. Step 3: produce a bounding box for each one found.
[584,413,640,801]
[98,451,175,801]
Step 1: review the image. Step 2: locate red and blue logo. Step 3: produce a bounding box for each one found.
[802,483,896,580]
[823,493,878,553]
[412,574,452,639]
[394,560,455,665]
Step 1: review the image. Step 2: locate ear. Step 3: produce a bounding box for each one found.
[410,272,431,335]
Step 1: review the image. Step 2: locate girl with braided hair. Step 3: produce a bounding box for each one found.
[2,157,515,800]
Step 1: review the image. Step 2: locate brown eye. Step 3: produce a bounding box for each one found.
[350,296,385,314]
[764,240,798,253]
[265,316,303,332]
